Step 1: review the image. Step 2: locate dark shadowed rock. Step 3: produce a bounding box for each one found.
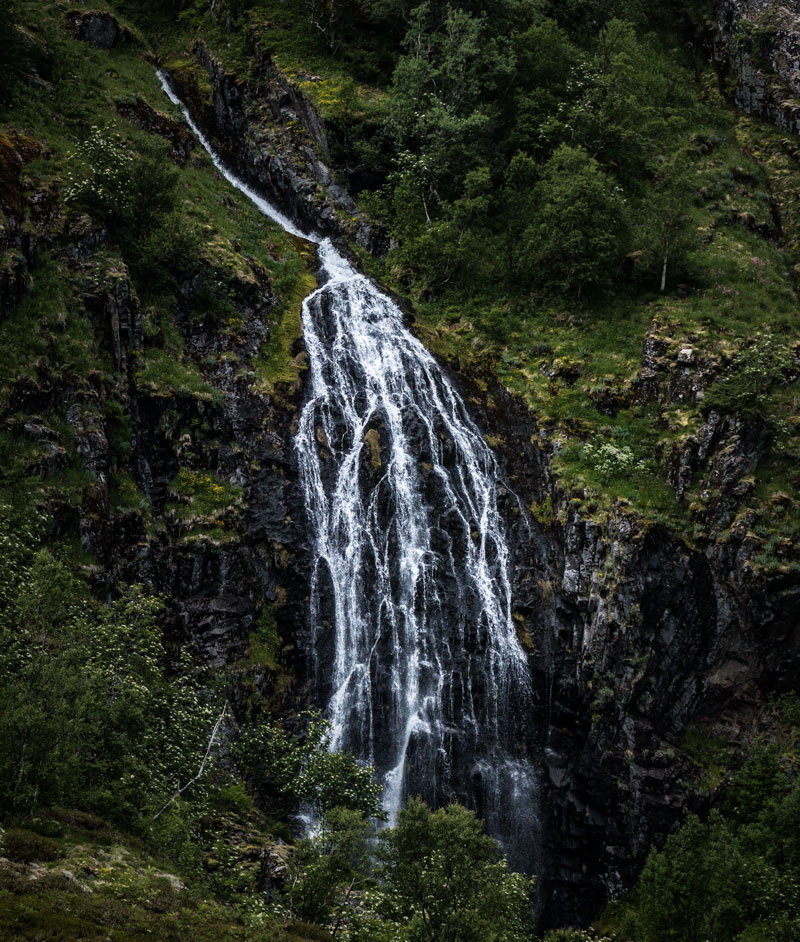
[65,10,137,49]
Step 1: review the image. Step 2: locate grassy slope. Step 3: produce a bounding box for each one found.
[0,811,331,942]
[131,0,800,570]
[414,104,800,551]
[0,0,309,551]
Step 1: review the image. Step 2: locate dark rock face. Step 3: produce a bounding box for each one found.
[0,126,313,718]
[65,10,136,50]
[163,43,389,255]
[459,362,800,925]
[714,0,800,134]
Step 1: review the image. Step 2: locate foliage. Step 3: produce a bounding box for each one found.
[371,798,534,942]
[638,149,699,291]
[235,713,385,824]
[581,438,647,480]
[0,501,221,827]
[773,693,800,728]
[606,746,800,942]
[531,144,630,298]
[279,807,374,928]
[65,126,178,237]
[0,0,25,106]
[704,333,795,420]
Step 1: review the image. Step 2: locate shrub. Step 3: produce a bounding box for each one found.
[704,333,794,420]
[581,439,647,480]
[2,828,63,863]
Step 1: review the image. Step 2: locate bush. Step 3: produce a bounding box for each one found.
[531,145,631,299]
[372,799,534,942]
[235,713,385,824]
[704,333,794,420]
[65,128,181,258]
[2,829,64,863]
[581,439,647,480]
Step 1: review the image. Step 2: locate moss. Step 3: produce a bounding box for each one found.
[164,469,244,544]
[160,58,214,114]
[251,250,316,397]
[135,351,222,403]
[2,828,64,863]
[363,427,382,469]
[682,723,735,793]
[529,496,554,526]
[242,604,281,670]
[512,613,535,652]
[0,129,41,214]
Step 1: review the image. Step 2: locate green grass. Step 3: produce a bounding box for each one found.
[402,104,800,543]
[0,810,332,941]
[681,723,735,793]
[0,0,316,580]
[0,255,94,410]
[135,349,222,403]
[252,245,315,396]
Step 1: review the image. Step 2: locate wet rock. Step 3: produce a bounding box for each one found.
[162,41,390,255]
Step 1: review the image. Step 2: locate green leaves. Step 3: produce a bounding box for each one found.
[704,333,795,421]
[608,749,800,942]
[373,799,534,942]
[235,712,386,824]
[531,144,630,298]
[0,530,219,827]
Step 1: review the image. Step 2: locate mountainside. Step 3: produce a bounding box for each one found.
[1,0,800,939]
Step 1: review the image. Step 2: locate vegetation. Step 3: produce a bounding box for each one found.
[602,733,800,942]
[1,0,800,938]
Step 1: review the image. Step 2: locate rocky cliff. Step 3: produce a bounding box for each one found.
[714,0,800,133]
[156,38,800,924]
[4,3,800,930]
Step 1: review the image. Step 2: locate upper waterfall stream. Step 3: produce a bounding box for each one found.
[159,72,538,868]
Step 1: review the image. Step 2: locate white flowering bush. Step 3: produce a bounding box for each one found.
[0,499,220,829]
[65,125,135,222]
[65,127,180,249]
[235,711,385,824]
[582,439,647,480]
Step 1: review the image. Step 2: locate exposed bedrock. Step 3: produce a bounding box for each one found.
[162,44,800,925]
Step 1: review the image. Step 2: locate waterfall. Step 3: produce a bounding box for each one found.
[159,72,538,869]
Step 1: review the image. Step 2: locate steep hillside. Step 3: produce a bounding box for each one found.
[1,0,800,938]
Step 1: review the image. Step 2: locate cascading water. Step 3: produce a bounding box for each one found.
[159,72,538,869]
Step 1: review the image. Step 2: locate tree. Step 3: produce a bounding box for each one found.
[66,129,179,239]
[532,144,630,298]
[640,150,697,292]
[374,798,534,942]
[509,19,577,159]
[387,3,513,213]
[235,713,385,825]
[499,151,539,287]
[703,333,794,421]
[607,750,800,942]
[0,507,220,826]
[282,807,375,930]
